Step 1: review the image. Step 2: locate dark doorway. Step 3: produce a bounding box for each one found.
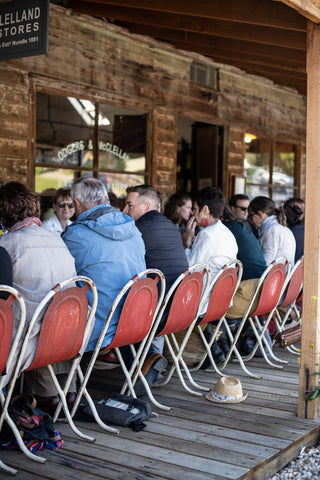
[177,118,223,194]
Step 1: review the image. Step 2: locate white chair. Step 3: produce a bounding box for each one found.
[0,285,26,476]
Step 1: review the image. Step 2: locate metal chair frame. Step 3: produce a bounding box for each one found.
[273,257,303,354]
[2,276,98,467]
[139,264,210,407]
[222,258,290,379]
[0,286,26,476]
[189,260,243,380]
[74,269,166,417]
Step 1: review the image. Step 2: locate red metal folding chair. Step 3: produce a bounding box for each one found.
[0,285,26,476]
[222,258,290,378]
[74,269,166,418]
[189,260,243,380]
[137,264,210,407]
[2,276,98,466]
[273,257,303,354]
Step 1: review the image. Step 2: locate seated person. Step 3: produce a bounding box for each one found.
[284,198,304,263]
[62,178,146,364]
[42,187,75,235]
[249,196,296,268]
[223,206,267,281]
[184,187,238,364]
[123,185,188,390]
[0,182,78,413]
[184,186,238,302]
[164,192,193,246]
[0,246,13,299]
[124,185,188,296]
[229,193,256,235]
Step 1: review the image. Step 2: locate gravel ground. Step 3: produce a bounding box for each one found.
[268,443,320,479]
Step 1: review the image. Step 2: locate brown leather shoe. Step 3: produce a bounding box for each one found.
[141,353,167,376]
[35,394,59,414]
[66,392,77,409]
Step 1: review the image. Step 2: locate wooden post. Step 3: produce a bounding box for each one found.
[298,21,320,419]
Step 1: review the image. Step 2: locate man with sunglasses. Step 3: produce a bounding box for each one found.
[229,193,256,234]
[42,187,75,234]
[229,194,250,221]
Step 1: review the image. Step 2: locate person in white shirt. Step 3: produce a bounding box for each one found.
[42,187,75,235]
[184,186,238,287]
[249,196,296,268]
[184,187,238,365]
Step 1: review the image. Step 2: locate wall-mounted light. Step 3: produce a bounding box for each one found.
[244,133,257,144]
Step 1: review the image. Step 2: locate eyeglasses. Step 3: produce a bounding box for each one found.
[57,202,74,209]
[235,206,248,212]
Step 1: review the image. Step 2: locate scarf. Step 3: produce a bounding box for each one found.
[10,217,42,233]
[258,214,278,238]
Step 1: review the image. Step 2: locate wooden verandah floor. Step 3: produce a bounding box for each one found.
[3,348,320,480]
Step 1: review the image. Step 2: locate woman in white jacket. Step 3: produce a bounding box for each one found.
[0,182,78,413]
[248,196,296,268]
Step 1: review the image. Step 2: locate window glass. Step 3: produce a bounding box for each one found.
[244,134,296,204]
[99,105,146,172]
[36,93,94,168]
[245,138,271,186]
[35,92,147,198]
[35,167,76,192]
[272,142,295,204]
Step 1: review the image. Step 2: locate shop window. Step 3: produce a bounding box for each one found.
[244,134,295,204]
[35,92,146,200]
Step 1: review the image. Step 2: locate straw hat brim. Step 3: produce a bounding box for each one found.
[205,391,248,404]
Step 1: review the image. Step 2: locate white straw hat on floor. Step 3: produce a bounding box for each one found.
[205,376,248,404]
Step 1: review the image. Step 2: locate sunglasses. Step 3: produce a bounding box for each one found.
[57,202,74,209]
[235,206,248,212]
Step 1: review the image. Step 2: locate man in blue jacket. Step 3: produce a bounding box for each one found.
[62,177,146,361]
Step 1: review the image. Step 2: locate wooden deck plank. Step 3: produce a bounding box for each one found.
[152,413,291,449]
[1,350,320,480]
[49,432,235,480]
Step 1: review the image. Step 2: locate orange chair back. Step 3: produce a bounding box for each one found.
[198,266,239,326]
[27,285,89,370]
[252,263,286,317]
[279,258,303,308]
[108,277,159,349]
[158,271,204,336]
[0,294,15,375]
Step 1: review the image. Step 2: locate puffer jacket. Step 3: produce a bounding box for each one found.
[136,210,188,293]
[0,224,77,371]
[62,204,146,351]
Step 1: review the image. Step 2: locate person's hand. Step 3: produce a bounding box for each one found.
[183,215,196,247]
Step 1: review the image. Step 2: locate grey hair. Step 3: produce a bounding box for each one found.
[126,184,162,211]
[71,177,109,208]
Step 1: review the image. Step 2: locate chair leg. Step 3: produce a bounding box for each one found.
[244,316,287,366]
[116,347,172,412]
[239,319,284,370]
[0,458,17,476]
[74,367,119,434]
[130,370,172,411]
[192,325,225,378]
[0,390,47,465]
[4,411,47,464]
[47,365,96,442]
[158,334,205,396]
[220,319,261,379]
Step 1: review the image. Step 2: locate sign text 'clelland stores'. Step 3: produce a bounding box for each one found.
[0,0,49,61]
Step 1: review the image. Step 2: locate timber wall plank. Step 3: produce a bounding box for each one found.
[0,5,306,194]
